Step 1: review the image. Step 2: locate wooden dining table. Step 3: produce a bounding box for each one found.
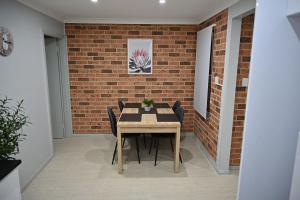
[117,103,181,173]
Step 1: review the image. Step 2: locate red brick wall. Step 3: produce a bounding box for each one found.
[230,14,255,166]
[65,24,197,134]
[193,9,228,159]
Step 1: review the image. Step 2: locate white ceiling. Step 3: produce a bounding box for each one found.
[17,0,239,24]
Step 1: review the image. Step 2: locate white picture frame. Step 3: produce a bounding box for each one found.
[128,39,153,75]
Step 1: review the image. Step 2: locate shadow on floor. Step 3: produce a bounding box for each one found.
[84,136,193,178]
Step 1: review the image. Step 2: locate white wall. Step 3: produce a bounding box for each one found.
[238,0,300,199]
[287,0,300,16]
[0,0,64,189]
[290,133,300,200]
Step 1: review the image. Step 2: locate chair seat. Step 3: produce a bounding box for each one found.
[151,133,175,138]
[122,133,141,138]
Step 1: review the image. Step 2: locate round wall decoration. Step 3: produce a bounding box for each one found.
[0,26,14,57]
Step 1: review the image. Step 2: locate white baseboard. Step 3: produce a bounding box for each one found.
[188,133,239,174]
[229,165,240,171]
[21,152,54,192]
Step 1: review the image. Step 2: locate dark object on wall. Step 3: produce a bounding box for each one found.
[0,27,14,56]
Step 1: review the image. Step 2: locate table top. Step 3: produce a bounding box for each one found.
[118,103,180,128]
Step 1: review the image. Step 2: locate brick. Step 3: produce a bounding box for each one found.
[94,39,105,43]
[169,70,179,73]
[151,90,162,93]
[69,69,78,73]
[79,102,89,105]
[157,61,168,65]
[101,69,112,73]
[87,52,98,56]
[118,90,128,93]
[169,27,181,31]
[98,26,110,30]
[107,82,117,85]
[135,94,145,97]
[152,31,163,35]
[105,48,116,52]
[84,90,94,94]
[78,78,89,81]
[180,61,191,65]
[69,48,80,52]
[111,35,122,39]
[158,45,169,48]
[101,94,111,97]
[93,57,104,60]
[175,40,186,44]
[135,86,145,89]
[84,65,94,69]
[111,61,122,65]
[128,31,140,35]
[146,78,157,81]
[169,53,180,57]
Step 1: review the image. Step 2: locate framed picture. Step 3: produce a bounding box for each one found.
[128,39,152,74]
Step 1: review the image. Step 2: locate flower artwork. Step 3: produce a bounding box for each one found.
[128,39,152,74]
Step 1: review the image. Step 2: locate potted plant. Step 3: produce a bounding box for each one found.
[143,99,154,112]
[0,97,29,160]
[0,97,29,198]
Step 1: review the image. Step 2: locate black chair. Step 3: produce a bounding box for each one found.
[118,99,125,112]
[107,107,141,164]
[118,99,147,149]
[149,107,184,166]
[172,100,181,112]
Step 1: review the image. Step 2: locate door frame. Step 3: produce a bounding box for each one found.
[43,34,73,138]
[216,0,256,173]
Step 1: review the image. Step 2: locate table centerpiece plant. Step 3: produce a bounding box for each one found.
[143,99,154,112]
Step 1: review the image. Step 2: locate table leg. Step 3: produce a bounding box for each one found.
[117,127,123,173]
[174,127,180,173]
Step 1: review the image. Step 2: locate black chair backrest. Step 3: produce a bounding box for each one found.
[172,101,181,112]
[118,99,125,112]
[175,107,184,125]
[107,107,117,137]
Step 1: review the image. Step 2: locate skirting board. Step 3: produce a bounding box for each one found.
[21,151,54,192]
[185,132,240,174]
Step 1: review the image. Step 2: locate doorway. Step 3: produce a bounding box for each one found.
[230,13,255,167]
[215,0,256,173]
[44,35,72,139]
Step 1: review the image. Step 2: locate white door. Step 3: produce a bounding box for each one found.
[45,37,65,138]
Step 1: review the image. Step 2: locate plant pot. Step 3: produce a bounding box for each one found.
[144,106,151,112]
[0,160,22,200]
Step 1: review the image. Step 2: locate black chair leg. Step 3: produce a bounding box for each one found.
[169,136,174,152]
[169,136,183,164]
[135,136,141,164]
[112,141,117,165]
[154,138,159,166]
[143,134,147,149]
[149,137,153,154]
[179,153,183,164]
[122,138,126,147]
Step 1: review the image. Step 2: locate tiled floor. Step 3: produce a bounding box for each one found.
[22,135,239,200]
